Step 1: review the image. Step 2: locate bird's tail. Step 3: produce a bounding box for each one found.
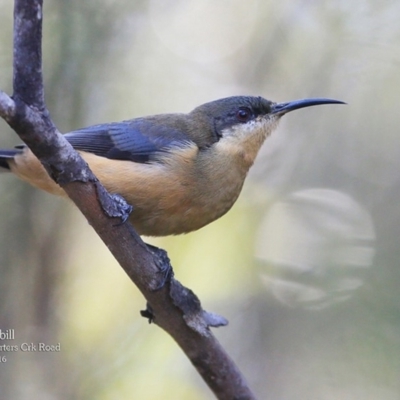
[0,149,21,171]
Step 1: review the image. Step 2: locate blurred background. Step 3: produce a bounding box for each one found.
[0,0,399,399]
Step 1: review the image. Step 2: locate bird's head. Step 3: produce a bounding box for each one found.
[190,95,345,168]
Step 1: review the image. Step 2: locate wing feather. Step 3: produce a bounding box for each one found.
[64,118,195,163]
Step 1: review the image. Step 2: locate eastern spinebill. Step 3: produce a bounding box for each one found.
[0,96,344,236]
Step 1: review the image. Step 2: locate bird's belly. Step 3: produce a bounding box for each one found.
[127,193,237,236]
[85,152,245,236]
[121,171,242,236]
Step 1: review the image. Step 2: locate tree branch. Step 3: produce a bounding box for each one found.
[0,1,257,399]
[13,0,44,108]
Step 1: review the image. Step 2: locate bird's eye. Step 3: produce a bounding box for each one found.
[236,107,253,123]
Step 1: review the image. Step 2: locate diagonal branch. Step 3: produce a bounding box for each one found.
[0,1,258,399]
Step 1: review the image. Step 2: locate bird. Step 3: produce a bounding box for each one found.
[0,96,344,236]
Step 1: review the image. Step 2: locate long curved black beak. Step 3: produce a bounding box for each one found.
[271,98,346,116]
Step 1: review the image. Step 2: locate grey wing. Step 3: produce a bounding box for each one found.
[64,118,195,163]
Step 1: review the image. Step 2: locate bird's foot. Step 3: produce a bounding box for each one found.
[96,183,133,224]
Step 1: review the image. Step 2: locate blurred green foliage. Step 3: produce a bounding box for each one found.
[1,0,400,399]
